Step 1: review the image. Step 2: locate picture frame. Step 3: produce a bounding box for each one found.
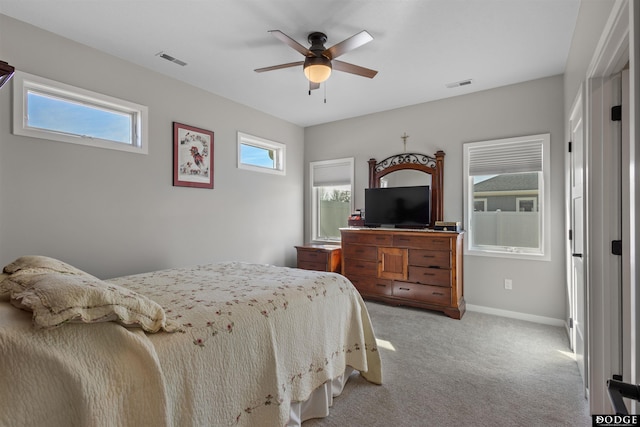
[173,122,214,189]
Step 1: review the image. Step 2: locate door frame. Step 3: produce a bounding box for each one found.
[582,0,633,414]
[567,87,587,391]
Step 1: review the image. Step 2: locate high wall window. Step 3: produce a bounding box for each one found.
[463,133,550,260]
[237,132,285,175]
[12,71,148,154]
[310,158,354,242]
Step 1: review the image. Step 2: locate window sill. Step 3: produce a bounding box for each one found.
[465,248,550,262]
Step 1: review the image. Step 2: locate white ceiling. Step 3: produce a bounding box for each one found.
[0,0,581,127]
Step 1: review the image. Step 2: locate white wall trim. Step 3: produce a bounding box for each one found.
[586,0,630,78]
[583,0,630,415]
[466,304,565,327]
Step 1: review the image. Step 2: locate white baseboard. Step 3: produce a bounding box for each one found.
[466,304,565,327]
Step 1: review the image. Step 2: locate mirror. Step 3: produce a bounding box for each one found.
[380,169,431,188]
[368,151,445,227]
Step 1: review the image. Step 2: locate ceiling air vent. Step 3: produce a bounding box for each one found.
[446,79,473,88]
[156,52,187,66]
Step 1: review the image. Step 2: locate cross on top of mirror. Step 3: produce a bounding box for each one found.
[401,132,409,152]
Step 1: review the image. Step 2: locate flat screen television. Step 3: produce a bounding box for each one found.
[364,185,431,228]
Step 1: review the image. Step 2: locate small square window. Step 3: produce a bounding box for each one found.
[474,198,487,212]
[237,132,285,175]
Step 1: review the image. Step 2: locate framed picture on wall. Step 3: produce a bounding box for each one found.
[173,122,214,189]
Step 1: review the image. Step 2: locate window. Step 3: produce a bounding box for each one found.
[473,198,487,212]
[463,133,550,260]
[237,132,285,175]
[13,71,148,154]
[517,197,538,212]
[310,158,354,242]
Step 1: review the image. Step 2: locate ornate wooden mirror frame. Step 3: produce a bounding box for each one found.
[367,151,445,228]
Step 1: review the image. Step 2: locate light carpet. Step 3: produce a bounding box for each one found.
[305,302,591,427]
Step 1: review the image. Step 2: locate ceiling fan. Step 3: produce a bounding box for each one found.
[254,30,378,91]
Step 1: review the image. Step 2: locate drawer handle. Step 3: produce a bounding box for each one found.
[398,287,411,291]
[422,272,435,276]
[355,249,365,253]
[376,283,387,288]
[422,255,435,258]
[432,292,445,296]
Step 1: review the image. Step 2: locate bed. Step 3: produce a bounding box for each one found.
[0,256,382,426]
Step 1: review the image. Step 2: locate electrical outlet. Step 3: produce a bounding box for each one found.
[504,279,513,290]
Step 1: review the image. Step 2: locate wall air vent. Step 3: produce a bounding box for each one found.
[156,52,187,66]
[446,79,473,88]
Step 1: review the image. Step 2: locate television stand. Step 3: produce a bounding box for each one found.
[340,227,465,319]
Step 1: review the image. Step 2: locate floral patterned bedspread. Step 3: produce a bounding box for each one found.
[109,262,382,426]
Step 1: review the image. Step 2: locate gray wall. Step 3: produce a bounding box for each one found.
[0,15,304,279]
[564,0,617,115]
[305,75,566,320]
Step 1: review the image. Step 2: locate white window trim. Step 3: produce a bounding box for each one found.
[237,132,285,175]
[463,133,551,261]
[473,198,487,212]
[12,71,148,154]
[516,196,538,212]
[310,157,354,242]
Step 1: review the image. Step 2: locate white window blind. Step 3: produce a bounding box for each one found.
[467,138,543,176]
[311,158,353,186]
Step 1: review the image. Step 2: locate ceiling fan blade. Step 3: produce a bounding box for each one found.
[324,30,373,60]
[269,30,310,56]
[254,61,304,73]
[332,60,378,79]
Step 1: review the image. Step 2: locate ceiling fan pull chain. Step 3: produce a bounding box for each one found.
[324,82,327,104]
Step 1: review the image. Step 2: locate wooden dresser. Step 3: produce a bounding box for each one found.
[340,228,465,319]
[295,244,342,273]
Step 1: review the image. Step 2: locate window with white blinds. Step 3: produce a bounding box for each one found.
[310,158,354,241]
[463,133,550,260]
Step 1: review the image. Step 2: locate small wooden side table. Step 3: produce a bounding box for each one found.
[295,244,342,273]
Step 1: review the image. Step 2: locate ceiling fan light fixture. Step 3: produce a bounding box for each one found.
[0,60,15,89]
[303,56,332,83]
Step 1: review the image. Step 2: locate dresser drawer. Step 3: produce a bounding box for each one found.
[342,232,393,246]
[393,235,452,250]
[343,244,378,261]
[344,259,378,277]
[393,282,451,306]
[347,275,393,297]
[408,249,451,268]
[297,250,329,264]
[295,245,341,272]
[407,266,451,287]
[298,261,327,271]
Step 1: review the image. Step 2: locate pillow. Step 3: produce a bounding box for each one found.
[0,273,10,301]
[2,256,177,333]
[2,255,93,297]
[3,255,91,276]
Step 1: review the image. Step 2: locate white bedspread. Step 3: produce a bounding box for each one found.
[0,262,382,426]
